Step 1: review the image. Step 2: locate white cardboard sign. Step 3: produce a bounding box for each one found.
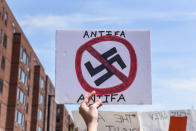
[72,111,140,131]
[139,110,196,131]
[55,30,151,104]
[139,111,170,131]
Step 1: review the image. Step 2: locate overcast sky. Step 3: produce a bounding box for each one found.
[6,0,196,114]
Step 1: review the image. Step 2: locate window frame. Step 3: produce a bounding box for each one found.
[3,33,7,48]
[15,110,24,126]
[0,79,3,94]
[37,125,42,131]
[4,12,8,26]
[18,67,28,87]
[39,93,44,105]
[20,48,29,67]
[17,88,26,105]
[40,77,45,89]
[57,107,61,114]
[0,29,2,43]
[38,109,43,121]
[1,56,5,71]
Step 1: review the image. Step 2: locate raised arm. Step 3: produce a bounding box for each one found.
[79,91,102,131]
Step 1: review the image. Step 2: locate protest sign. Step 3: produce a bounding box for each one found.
[56,30,151,104]
[169,110,196,131]
[138,111,170,131]
[139,109,196,131]
[190,109,196,130]
[72,111,140,131]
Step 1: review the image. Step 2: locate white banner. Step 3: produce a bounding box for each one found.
[56,30,151,104]
[139,111,170,131]
[139,110,196,131]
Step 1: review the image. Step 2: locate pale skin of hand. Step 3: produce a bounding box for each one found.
[79,91,102,131]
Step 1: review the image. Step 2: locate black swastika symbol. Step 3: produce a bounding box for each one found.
[84,47,127,86]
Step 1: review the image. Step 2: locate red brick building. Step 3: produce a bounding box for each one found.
[31,65,47,131]
[6,32,37,130]
[0,0,25,130]
[56,104,75,131]
[45,76,56,131]
[0,0,75,131]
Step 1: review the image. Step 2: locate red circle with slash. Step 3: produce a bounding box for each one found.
[75,35,137,95]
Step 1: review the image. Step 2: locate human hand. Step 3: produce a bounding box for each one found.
[79,91,102,131]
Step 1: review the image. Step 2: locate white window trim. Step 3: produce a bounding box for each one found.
[15,110,24,126]
[17,88,26,105]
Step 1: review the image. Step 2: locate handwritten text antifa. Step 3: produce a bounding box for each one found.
[77,94,126,103]
[83,30,126,38]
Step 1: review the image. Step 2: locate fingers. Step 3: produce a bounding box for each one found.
[81,91,102,109]
[82,91,96,106]
[93,99,102,109]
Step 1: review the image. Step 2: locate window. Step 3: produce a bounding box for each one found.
[20,48,29,67]
[38,109,43,121]
[0,103,1,116]
[15,110,24,126]
[56,117,60,123]
[34,60,38,66]
[4,13,8,26]
[48,84,51,93]
[0,29,2,43]
[0,79,3,94]
[57,108,61,114]
[14,27,18,33]
[25,104,28,113]
[19,67,28,86]
[3,34,7,48]
[56,127,60,131]
[17,88,26,105]
[12,22,18,33]
[1,8,4,20]
[28,69,31,79]
[12,21,15,27]
[37,126,42,131]
[39,93,44,105]
[0,9,1,21]
[1,56,5,71]
[40,77,45,89]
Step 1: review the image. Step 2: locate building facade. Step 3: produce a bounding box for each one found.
[44,76,56,131]
[0,0,75,131]
[6,33,36,130]
[0,0,24,130]
[31,65,47,131]
[56,104,75,131]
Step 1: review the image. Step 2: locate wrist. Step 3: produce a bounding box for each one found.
[87,121,98,131]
